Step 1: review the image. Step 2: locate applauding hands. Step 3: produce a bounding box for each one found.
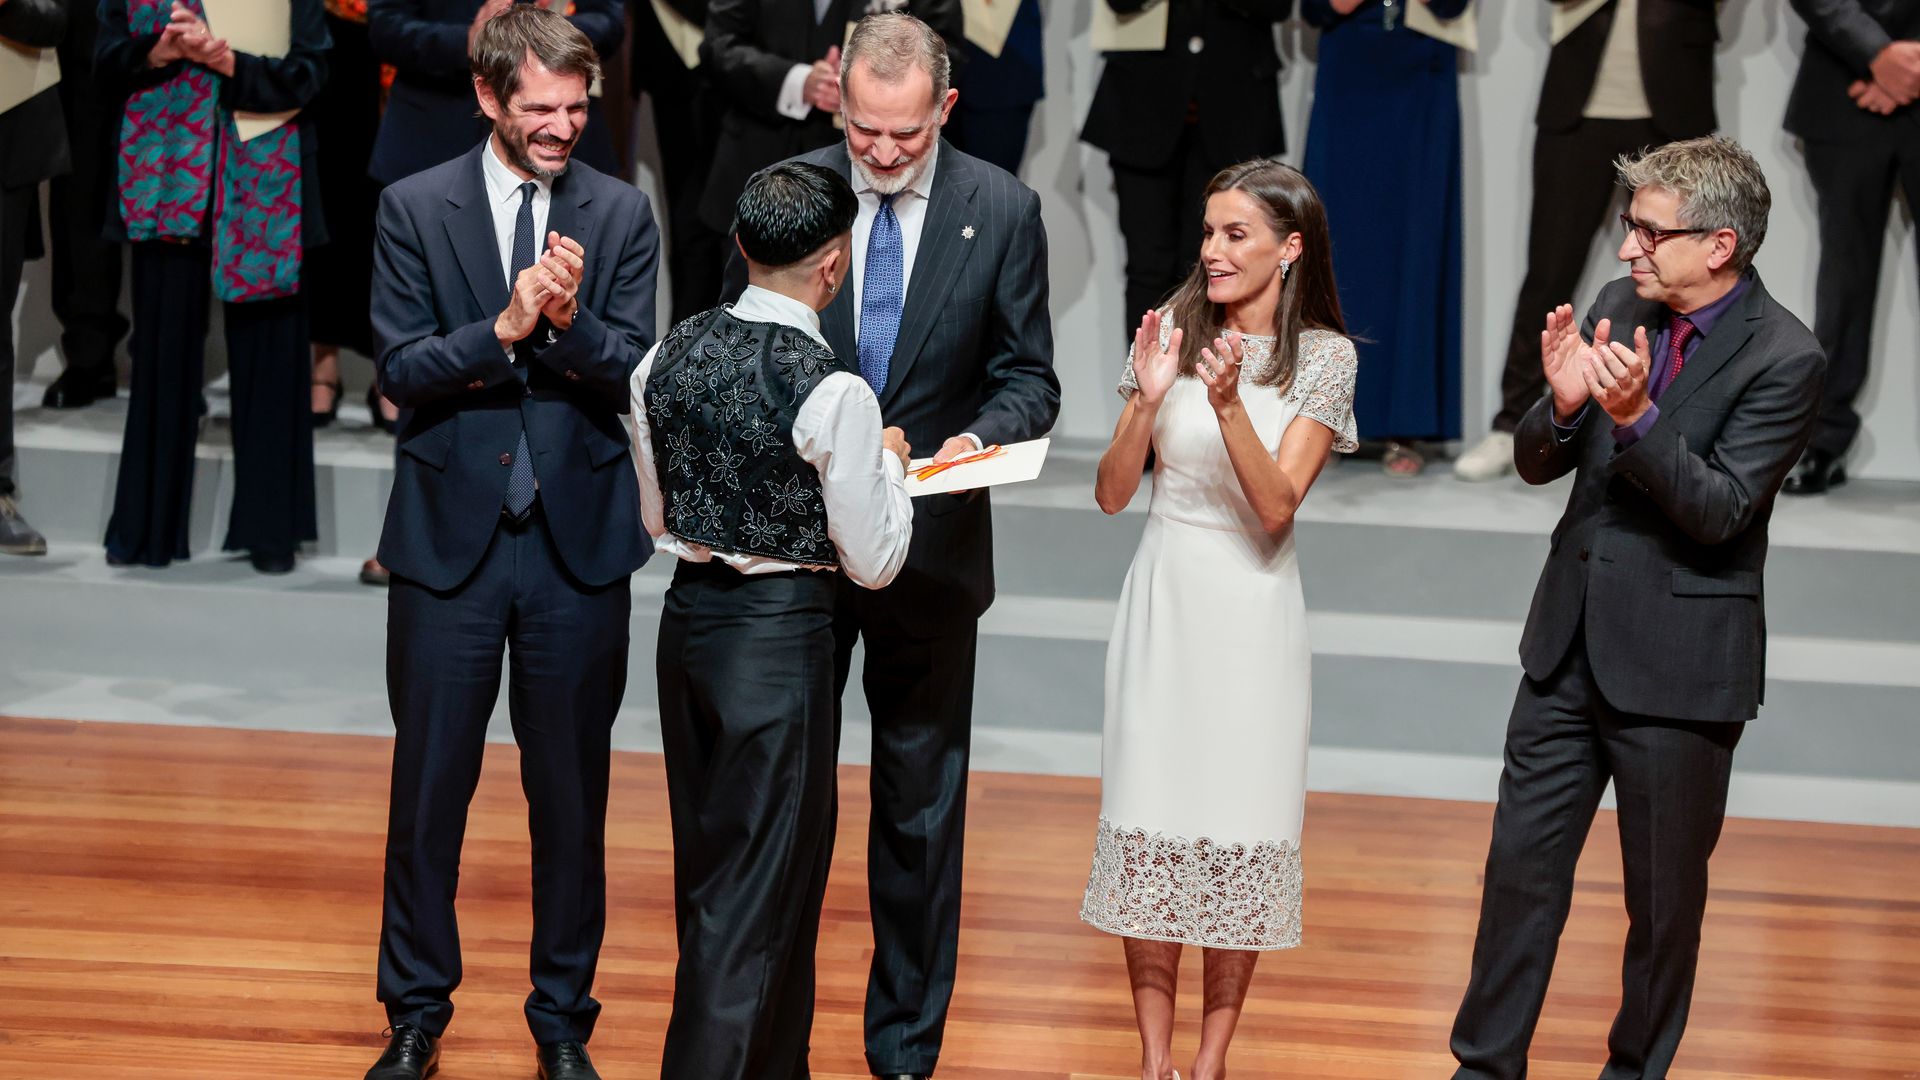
[497,231,587,348]
[1130,309,1183,407]
[1541,305,1655,427]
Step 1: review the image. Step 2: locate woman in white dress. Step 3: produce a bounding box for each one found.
[1081,159,1358,1080]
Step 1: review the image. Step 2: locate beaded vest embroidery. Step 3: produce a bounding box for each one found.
[647,308,851,566]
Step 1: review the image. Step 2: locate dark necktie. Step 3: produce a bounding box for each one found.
[858,193,903,396]
[1661,315,1697,399]
[504,181,538,520]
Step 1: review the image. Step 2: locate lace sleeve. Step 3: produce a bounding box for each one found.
[1294,331,1359,453]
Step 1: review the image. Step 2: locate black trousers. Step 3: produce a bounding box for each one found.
[0,185,30,497]
[50,56,129,383]
[1492,119,1663,432]
[378,507,631,1044]
[105,241,317,565]
[657,560,840,1080]
[835,583,980,1077]
[1450,630,1744,1080]
[1802,134,1920,459]
[1110,121,1223,348]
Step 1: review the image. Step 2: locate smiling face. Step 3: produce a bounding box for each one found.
[841,59,957,195]
[1617,186,1737,308]
[1199,188,1301,310]
[475,54,590,181]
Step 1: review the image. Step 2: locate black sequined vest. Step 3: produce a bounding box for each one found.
[646,307,852,566]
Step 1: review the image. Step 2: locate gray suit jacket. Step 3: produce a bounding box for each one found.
[723,140,1060,628]
[1513,272,1825,723]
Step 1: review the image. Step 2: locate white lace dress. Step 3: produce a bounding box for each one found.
[1080,327,1358,950]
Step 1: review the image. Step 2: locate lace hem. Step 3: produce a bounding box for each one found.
[1079,816,1303,950]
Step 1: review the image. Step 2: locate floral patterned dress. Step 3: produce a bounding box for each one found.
[1080,327,1358,950]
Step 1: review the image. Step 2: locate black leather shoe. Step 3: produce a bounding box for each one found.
[365,1025,439,1080]
[1783,449,1846,495]
[41,369,117,410]
[537,1041,601,1080]
[249,549,295,575]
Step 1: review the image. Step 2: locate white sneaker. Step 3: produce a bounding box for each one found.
[1453,431,1515,482]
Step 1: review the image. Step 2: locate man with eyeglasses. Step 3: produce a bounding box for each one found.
[1446,135,1825,1080]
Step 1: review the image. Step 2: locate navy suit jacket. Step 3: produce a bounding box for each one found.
[723,141,1059,628]
[372,142,658,591]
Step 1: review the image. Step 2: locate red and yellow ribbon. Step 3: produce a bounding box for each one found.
[912,444,1004,482]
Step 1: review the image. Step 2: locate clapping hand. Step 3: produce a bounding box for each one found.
[1198,332,1244,412]
[805,46,842,113]
[1130,309,1182,406]
[537,232,585,331]
[1589,325,1655,427]
[1541,303,1597,423]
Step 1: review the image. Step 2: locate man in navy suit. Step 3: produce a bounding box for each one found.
[363,9,657,1080]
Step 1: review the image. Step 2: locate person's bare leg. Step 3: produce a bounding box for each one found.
[1124,937,1182,1080]
[1190,947,1259,1080]
[311,343,340,414]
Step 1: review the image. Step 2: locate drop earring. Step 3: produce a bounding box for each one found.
[1280,257,1291,281]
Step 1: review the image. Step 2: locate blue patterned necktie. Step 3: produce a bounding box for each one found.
[503,181,538,520]
[858,193,903,396]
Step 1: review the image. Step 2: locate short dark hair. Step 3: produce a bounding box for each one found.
[734,162,859,269]
[470,5,601,107]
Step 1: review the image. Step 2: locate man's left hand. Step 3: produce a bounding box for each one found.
[539,232,584,331]
[1849,78,1902,115]
[1586,327,1654,427]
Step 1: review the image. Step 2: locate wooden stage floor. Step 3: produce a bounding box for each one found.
[2,715,1916,1079]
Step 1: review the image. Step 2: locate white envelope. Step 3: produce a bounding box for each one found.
[1406,0,1477,52]
[961,0,1023,58]
[1091,0,1169,53]
[904,437,1051,497]
[202,0,298,140]
[1550,0,1610,44]
[651,0,704,70]
[0,38,60,118]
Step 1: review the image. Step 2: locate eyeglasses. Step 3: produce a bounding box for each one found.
[1619,214,1709,252]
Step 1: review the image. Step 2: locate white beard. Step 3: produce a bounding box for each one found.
[851,140,937,196]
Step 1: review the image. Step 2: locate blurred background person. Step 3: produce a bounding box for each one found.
[307,0,398,432]
[1082,0,1293,350]
[97,0,329,574]
[366,0,624,188]
[944,0,1042,175]
[0,0,68,556]
[628,0,725,323]
[696,0,962,246]
[1454,0,1720,481]
[1302,0,1470,477]
[1782,0,1920,494]
[40,0,130,413]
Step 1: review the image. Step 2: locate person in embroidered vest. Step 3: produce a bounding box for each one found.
[1447,136,1825,1080]
[95,0,330,573]
[628,160,914,1080]
[362,8,659,1080]
[1086,159,1359,1080]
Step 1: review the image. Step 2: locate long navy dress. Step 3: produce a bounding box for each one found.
[1302,0,1466,442]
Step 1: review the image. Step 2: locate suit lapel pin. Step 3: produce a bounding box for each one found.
[961,225,975,240]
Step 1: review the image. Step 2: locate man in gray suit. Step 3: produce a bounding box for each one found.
[721,14,1059,1079]
[1449,136,1825,1080]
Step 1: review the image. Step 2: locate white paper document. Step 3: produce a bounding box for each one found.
[0,39,60,118]
[961,0,1023,58]
[1550,0,1609,44]
[202,0,298,140]
[904,437,1051,497]
[651,0,704,69]
[1406,0,1477,52]
[1091,0,1169,52]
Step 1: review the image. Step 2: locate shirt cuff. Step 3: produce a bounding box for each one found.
[776,63,814,121]
[1551,404,1587,443]
[958,432,984,451]
[1612,404,1659,448]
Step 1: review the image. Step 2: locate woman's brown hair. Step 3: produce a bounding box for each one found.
[1158,159,1345,391]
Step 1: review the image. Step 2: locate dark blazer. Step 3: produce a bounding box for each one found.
[365,0,625,186]
[696,0,963,233]
[1535,0,1717,139]
[1785,0,1920,143]
[723,141,1059,625]
[0,0,69,192]
[1513,273,1824,724]
[371,142,658,591]
[96,0,332,246]
[1081,0,1290,170]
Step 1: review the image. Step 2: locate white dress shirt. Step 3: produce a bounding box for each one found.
[480,136,552,284]
[626,285,914,588]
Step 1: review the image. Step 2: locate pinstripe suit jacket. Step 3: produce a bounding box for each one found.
[724,140,1061,628]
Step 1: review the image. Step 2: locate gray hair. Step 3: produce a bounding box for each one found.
[1614,135,1771,272]
[841,12,950,105]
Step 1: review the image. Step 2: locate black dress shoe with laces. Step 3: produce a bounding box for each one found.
[41,369,117,410]
[537,1041,601,1080]
[1783,448,1846,495]
[365,1024,439,1080]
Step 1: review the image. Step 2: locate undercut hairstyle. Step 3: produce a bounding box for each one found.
[734,162,860,269]
[842,12,951,104]
[1615,135,1771,272]
[470,4,601,108]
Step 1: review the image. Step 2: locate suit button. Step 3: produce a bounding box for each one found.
[1188,35,1204,53]
[500,452,513,466]
[468,379,484,391]
[564,369,581,381]
[1578,548,1590,562]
